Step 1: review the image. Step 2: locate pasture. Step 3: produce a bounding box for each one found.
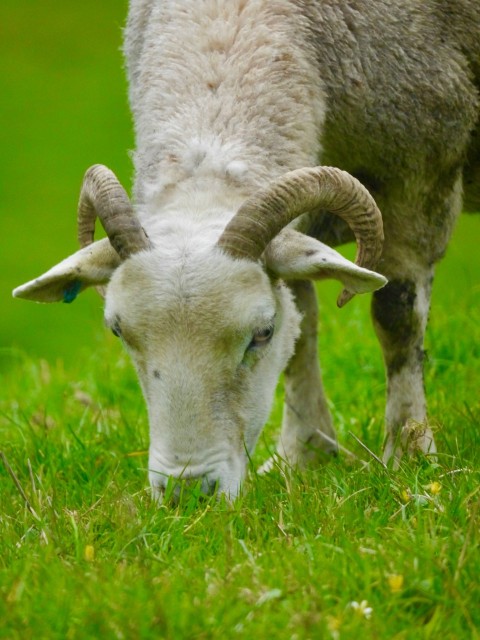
[1,2,479,638]
[1,229,479,638]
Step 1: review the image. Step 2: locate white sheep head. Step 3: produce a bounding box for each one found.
[13,165,386,500]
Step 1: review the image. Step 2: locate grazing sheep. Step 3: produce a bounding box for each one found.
[14,0,479,497]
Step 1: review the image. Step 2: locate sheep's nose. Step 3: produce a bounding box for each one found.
[156,475,218,503]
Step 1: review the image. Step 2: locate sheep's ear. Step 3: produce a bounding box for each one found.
[13,239,121,303]
[265,229,387,295]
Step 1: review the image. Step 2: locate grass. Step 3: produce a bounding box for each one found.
[2,2,479,637]
[1,215,479,639]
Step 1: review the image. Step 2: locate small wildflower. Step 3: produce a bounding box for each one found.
[427,481,441,495]
[326,615,341,639]
[401,489,411,503]
[349,600,373,619]
[84,545,95,562]
[388,574,404,593]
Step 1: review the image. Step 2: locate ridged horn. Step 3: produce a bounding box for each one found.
[77,164,152,260]
[217,166,384,306]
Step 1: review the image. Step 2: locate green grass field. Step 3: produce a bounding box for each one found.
[1,240,479,638]
[1,2,479,639]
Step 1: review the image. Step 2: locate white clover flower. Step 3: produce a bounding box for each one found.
[349,600,373,619]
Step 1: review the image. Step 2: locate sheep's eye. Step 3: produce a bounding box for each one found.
[111,322,122,338]
[248,325,274,350]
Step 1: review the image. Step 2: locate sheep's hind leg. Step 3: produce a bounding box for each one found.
[277,280,338,467]
[371,265,436,466]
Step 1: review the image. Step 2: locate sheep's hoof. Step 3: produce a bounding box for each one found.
[383,420,437,469]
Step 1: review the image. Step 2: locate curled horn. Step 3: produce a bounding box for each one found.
[77,164,152,260]
[217,166,384,307]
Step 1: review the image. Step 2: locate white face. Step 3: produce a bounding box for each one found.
[104,245,300,500]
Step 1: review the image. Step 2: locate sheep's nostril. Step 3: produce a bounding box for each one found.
[205,477,221,497]
[159,475,219,503]
[151,483,166,504]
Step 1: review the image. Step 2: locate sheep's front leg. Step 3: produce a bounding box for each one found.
[278,280,338,466]
[371,267,436,465]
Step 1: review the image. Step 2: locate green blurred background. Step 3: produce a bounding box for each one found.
[1,1,478,372]
[1,1,129,369]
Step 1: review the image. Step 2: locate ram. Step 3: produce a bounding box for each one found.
[14,1,479,499]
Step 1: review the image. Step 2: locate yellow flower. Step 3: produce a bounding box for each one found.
[401,489,411,503]
[427,481,441,495]
[388,574,404,593]
[84,545,95,562]
[327,615,341,632]
[326,615,341,639]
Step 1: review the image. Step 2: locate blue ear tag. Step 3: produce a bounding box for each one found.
[63,280,82,303]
